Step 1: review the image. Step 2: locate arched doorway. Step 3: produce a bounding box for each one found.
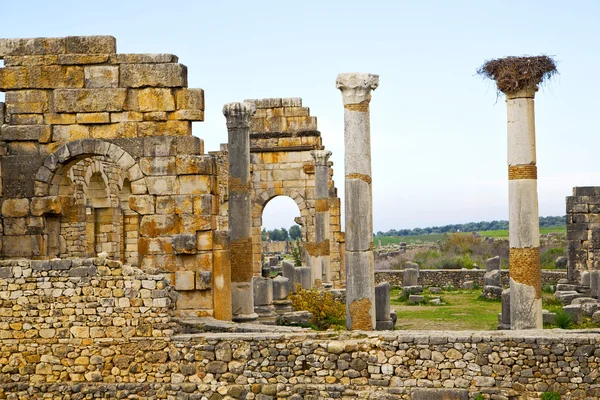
[260,196,303,269]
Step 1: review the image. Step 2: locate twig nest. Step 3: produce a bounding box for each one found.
[477,55,557,94]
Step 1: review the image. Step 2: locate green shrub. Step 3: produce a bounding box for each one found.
[436,254,475,269]
[289,285,345,330]
[554,310,573,329]
[413,250,441,267]
[541,391,561,400]
[473,394,485,400]
[541,247,565,268]
[291,239,302,266]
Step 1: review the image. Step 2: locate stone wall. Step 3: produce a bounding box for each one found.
[375,269,566,288]
[0,35,230,319]
[566,186,600,282]
[1,329,599,399]
[262,240,292,255]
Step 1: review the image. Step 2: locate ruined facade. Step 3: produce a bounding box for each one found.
[566,186,600,282]
[0,36,230,320]
[212,98,345,287]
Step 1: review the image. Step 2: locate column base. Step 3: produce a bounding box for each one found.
[231,281,256,323]
[232,312,259,323]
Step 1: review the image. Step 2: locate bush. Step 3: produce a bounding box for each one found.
[473,395,485,400]
[289,286,346,330]
[541,392,561,400]
[554,310,573,329]
[412,250,441,267]
[291,239,302,267]
[436,254,476,269]
[541,247,565,268]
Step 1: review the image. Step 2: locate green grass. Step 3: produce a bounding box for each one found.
[376,226,565,246]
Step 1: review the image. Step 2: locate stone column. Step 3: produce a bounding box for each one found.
[223,102,257,322]
[336,72,379,330]
[506,88,542,329]
[308,149,332,286]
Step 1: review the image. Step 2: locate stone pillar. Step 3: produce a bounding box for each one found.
[223,102,258,322]
[506,88,542,329]
[308,149,332,286]
[336,72,379,330]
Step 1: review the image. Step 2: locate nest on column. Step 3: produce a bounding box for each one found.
[477,55,557,94]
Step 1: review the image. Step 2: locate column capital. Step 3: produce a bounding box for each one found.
[336,73,379,106]
[311,149,332,166]
[222,102,256,129]
[505,87,537,100]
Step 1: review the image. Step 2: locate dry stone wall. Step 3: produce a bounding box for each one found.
[1,329,599,399]
[0,36,230,320]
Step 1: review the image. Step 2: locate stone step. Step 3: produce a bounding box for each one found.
[412,389,468,400]
[557,283,578,292]
[173,317,306,334]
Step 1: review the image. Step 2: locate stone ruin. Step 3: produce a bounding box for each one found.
[0,36,599,399]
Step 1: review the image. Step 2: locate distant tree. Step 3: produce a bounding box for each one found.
[262,228,268,241]
[270,229,283,241]
[289,225,301,240]
[280,228,289,241]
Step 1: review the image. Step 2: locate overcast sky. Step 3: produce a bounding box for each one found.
[3,1,600,231]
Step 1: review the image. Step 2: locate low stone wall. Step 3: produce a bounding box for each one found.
[0,257,177,341]
[262,240,292,255]
[1,330,599,398]
[375,269,566,288]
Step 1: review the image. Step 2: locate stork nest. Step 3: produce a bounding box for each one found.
[477,55,557,94]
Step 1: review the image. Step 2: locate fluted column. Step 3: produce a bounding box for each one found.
[336,72,379,330]
[223,102,257,322]
[308,150,332,286]
[506,88,542,329]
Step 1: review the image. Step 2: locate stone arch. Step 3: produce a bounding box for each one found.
[34,139,146,197]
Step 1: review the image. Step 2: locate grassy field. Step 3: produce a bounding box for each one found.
[390,287,596,330]
[376,225,565,245]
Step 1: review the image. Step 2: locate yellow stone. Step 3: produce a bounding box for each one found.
[135,88,175,112]
[90,122,137,139]
[45,113,77,124]
[76,112,110,124]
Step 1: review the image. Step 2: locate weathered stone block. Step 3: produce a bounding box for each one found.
[178,214,212,233]
[140,215,178,237]
[5,90,50,114]
[175,270,195,291]
[137,121,191,137]
[90,122,136,139]
[1,124,50,141]
[175,88,204,110]
[66,36,116,54]
[110,111,143,123]
[116,53,178,63]
[167,110,204,121]
[412,389,469,400]
[2,235,42,257]
[44,113,76,125]
[84,65,119,88]
[129,195,155,214]
[30,196,61,216]
[53,89,127,112]
[76,112,110,124]
[131,88,176,112]
[139,156,176,176]
[52,124,90,141]
[2,198,30,217]
[57,53,110,65]
[196,271,212,290]
[0,66,84,89]
[146,176,179,195]
[176,155,214,175]
[120,63,187,88]
[172,234,197,254]
[0,37,66,57]
[178,175,212,194]
[8,113,44,125]
[2,155,42,197]
[138,237,173,255]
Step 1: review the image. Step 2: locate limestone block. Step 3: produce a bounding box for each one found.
[2,198,30,217]
[66,36,116,54]
[485,256,501,272]
[76,112,110,124]
[90,122,136,139]
[253,277,273,306]
[1,124,50,141]
[563,304,583,324]
[4,218,28,235]
[167,110,204,121]
[137,121,191,137]
[52,124,90,141]
[484,270,501,287]
[245,98,282,108]
[53,89,127,112]
[173,195,193,214]
[297,266,312,290]
[408,295,424,304]
[196,231,213,251]
[0,102,5,124]
[176,137,204,155]
[172,234,197,254]
[412,389,468,400]
[2,235,42,257]
[193,194,215,215]
[282,98,302,107]
[146,176,179,195]
[130,88,176,112]
[120,63,188,88]
[196,271,212,290]
[272,276,290,300]
[178,214,212,233]
[461,281,475,290]
[175,89,204,110]
[403,268,418,287]
[175,270,195,291]
[375,282,391,324]
[176,155,214,175]
[2,155,42,198]
[178,175,212,194]
[129,195,155,214]
[30,196,61,216]
[0,37,66,57]
[0,66,84,89]
[116,53,178,64]
[139,157,176,176]
[44,113,76,124]
[57,54,110,65]
[84,66,118,88]
[110,111,143,122]
[8,113,44,125]
[140,215,178,236]
[138,237,173,255]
